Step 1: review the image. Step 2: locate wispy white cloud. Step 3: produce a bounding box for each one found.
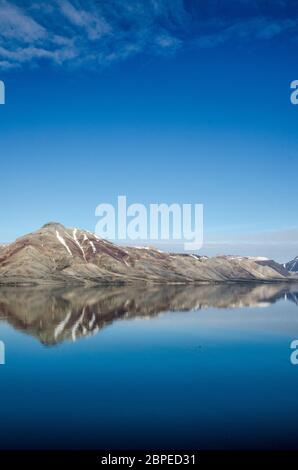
[195,17,297,48]
[205,228,298,245]
[0,0,46,42]
[203,228,298,262]
[0,0,297,70]
[58,0,110,40]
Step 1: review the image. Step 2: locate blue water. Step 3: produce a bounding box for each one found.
[0,286,298,450]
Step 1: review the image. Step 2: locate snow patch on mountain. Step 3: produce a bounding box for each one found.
[285,256,298,272]
[72,228,87,262]
[56,231,72,256]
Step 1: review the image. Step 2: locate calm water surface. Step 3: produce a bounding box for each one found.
[0,283,298,450]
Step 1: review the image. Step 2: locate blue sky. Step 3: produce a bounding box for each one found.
[0,0,298,260]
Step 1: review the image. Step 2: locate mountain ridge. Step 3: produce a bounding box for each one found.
[285,256,298,273]
[0,223,295,285]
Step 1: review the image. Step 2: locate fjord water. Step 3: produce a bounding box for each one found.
[0,283,298,450]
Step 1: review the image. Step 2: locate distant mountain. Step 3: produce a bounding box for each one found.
[285,257,298,273]
[0,222,293,285]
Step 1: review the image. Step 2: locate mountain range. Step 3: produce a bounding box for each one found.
[0,222,296,285]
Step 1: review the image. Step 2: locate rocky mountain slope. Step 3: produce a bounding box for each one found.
[0,222,293,285]
[285,256,298,273]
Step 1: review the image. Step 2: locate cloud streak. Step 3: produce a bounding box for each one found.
[0,0,297,70]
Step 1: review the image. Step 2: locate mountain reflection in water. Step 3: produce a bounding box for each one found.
[0,282,297,346]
